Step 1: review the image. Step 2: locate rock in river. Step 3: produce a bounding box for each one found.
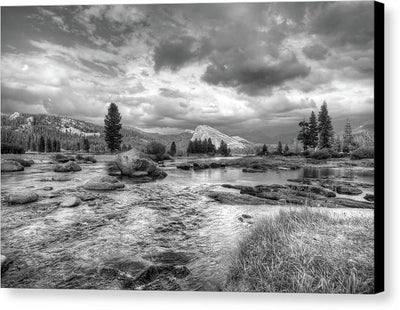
[336,185,363,195]
[116,149,167,180]
[12,158,34,167]
[7,191,39,204]
[177,164,191,170]
[54,161,82,172]
[83,175,125,191]
[364,194,374,202]
[60,196,81,208]
[1,160,24,172]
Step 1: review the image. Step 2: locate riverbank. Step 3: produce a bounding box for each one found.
[224,208,374,293]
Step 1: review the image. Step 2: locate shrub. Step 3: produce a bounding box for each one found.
[146,141,166,161]
[301,149,311,157]
[350,147,374,160]
[283,151,297,157]
[310,148,332,160]
[1,143,25,154]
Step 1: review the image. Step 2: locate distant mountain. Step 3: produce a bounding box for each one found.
[191,125,254,151]
[1,112,192,153]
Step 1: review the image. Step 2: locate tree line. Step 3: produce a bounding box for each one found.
[297,101,357,153]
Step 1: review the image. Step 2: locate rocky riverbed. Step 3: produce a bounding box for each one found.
[1,154,374,290]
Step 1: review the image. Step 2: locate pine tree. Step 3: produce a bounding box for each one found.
[342,119,355,153]
[262,144,268,155]
[207,138,215,154]
[56,140,61,152]
[201,139,208,153]
[318,101,334,149]
[218,140,229,156]
[187,140,194,154]
[277,141,283,154]
[284,144,290,154]
[104,102,123,152]
[297,118,310,151]
[308,111,318,149]
[83,138,90,152]
[170,141,177,156]
[39,136,45,153]
[53,139,58,153]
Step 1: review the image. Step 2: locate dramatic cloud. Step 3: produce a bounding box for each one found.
[203,53,310,96]
[302,44,329,60]
[1,2,375,141]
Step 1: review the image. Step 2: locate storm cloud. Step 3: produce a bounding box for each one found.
[1,2,375,139]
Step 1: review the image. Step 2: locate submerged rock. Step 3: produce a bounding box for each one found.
[242,168,265,173]
[83,175,125,191]
[60,196,81,208]
[51,175,72,182]
[115,149,167,180]
[1,160,24,172]
[54,161,82,172]
[7,191,39,204]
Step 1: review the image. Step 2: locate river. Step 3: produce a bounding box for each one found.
[1,154,374,290]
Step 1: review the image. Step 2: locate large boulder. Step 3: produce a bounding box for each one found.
[54,161,82,172]
[83,175,125,191]
[7,191,39,204]
[116,149,167,180]
[1,160,24,172]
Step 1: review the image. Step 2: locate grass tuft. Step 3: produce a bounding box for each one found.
[224,208,374,294]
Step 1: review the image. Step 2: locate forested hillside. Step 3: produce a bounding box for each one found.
[1,112,191,154]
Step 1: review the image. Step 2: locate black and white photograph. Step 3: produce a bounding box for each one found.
[1,1,383,295]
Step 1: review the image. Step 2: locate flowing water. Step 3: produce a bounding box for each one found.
[1,155,374,290]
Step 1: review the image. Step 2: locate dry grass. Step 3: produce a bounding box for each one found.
[224,208,374,294]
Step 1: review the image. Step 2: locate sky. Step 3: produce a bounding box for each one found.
[1,1,375,141]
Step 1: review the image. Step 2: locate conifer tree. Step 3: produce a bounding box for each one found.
[218,140,230,156]
[207,138,215,154]
[187,140,194,154]
[169,141,177,156]
[284,144,290,154]
[277,141,283,154]
[104,102,123,152]
[262,144,268,155]
[53,139,58,153]
[342,119,355,153]
[83,138,90,152]
[297,118,310,150]
[39,136,45,153]
[318,101,334,149]
[308,111,318,149]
